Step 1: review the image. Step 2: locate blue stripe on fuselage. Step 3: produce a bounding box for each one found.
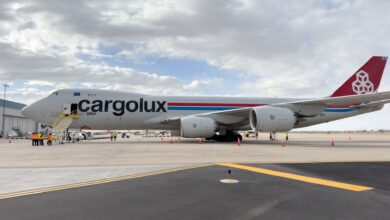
[324,108,355,112]
[167,106,356,112]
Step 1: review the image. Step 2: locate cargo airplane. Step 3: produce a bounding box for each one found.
[22,56,390,141]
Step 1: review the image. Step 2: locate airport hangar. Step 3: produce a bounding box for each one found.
[0,99,37,138]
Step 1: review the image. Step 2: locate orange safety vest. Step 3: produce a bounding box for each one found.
[32,134,38,140]
[48,135,53,141]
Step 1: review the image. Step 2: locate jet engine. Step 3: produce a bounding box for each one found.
[180,116,216,138]
[249,106,296,132]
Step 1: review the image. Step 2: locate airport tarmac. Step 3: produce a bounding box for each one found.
[1,162,390,219]
[0,132,390,219]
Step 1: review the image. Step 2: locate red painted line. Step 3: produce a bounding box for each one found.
[168,103,265,107]
[327,105,358,108]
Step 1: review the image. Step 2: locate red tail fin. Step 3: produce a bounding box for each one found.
[331,56,387,97]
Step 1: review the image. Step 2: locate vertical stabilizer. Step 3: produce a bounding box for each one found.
[331,56,387,97]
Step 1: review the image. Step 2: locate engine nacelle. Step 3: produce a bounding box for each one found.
[180,116,216,138]
[250,106,296,132]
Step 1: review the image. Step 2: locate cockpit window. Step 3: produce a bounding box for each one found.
[51,91,59,96]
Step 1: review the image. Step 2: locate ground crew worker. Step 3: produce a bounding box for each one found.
[36,132,40,146]
[35,132,39,146]
[47,133,53,146]
[285,132,289,141]
[38,132,44,146]
[32,132,38,146]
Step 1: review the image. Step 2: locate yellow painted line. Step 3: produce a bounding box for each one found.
[218,163,373,192]
[0,164,211,200]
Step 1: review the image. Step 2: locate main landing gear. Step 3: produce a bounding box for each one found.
[207,131,243,142]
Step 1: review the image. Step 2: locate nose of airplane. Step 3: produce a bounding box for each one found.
[21,102,46,122]
[21,105,33,119]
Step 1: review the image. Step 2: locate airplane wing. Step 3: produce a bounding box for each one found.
[275,91,390,116]
[162,91,390,128]
[286,91,390,108]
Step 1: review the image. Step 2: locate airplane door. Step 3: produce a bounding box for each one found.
[71,103,78,115]
[63,104,71,116]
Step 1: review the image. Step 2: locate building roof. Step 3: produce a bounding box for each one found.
[0,99,27,110]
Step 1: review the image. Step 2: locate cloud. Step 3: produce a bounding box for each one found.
[183,78,223,90]
[0,0,390,129]
[2,1,390,93]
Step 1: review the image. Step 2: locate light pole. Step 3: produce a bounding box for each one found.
[2,83,9,138]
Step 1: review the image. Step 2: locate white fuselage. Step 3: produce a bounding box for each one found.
[22,89,379,131]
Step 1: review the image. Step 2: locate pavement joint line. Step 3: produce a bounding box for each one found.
[218,163,373,192]
[0,163,212,200]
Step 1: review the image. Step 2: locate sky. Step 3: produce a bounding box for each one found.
[0,0,390,131]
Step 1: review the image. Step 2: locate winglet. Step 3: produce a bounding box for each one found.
[331,56,387,97]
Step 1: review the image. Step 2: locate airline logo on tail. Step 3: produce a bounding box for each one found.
[331,56,387,97]
[352,70,374,94]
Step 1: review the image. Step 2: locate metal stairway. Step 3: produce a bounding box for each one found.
[52,114,79,143]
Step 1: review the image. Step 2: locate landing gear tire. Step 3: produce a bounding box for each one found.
[211,133,243,142]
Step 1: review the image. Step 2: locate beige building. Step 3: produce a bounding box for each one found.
[0,99,37,138]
